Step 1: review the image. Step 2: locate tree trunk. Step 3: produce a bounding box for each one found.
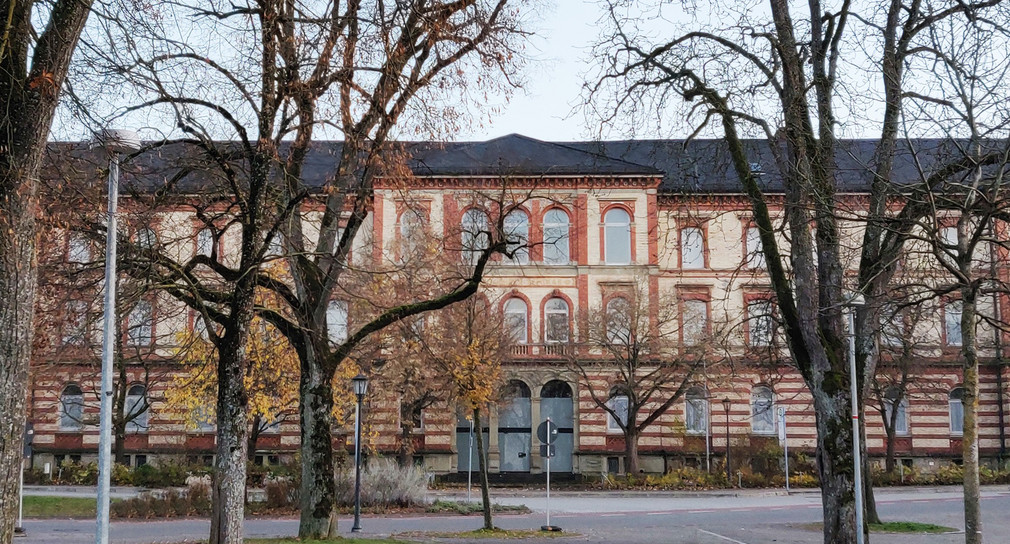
[624,428,639,475]
[247,414,262,461]
[209,341,249,544]
[473,406,493,531]
[399,424,414,468]
[861,411,882,525]
[961,293,982,544]
[114,421,128,467]
[298,350,338,540]
[813,393,862,544]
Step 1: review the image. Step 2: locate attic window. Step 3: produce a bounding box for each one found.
[749,162,764,175]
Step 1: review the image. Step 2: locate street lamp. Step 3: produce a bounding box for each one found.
[91,128,140,544]
[721,398,732,485]
[351,373,369,533]
[847,293,866,544]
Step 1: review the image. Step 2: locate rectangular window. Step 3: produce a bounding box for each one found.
[880,303,903,348]
[681,227,705,269]
[747,300,773,348]
[327,301,348,344]
[685,398,707,434]
[745,226,765,269]
[68,233,90,264]
[682,299,708,346]
[945,300,962,347]
[63,300,88,346]
[607,395,629,432]
[950,398,964,435]
[884,399,909,436]
[127,301,153,346]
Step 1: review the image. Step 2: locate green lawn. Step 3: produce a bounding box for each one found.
[23,496,99,519]
[869,521,958,534]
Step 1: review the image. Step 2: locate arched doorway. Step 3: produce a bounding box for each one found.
[541,379,574,472]
[498,380,532,472]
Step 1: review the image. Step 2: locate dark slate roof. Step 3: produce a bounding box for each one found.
[566,138,984,194]
[401,134,662,177]
[44,135,996,195]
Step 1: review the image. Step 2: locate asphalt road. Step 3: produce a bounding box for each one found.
[19,486,1010,543]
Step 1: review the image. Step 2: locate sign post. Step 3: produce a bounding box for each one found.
[537,418,561,532]
[778,407,789,492]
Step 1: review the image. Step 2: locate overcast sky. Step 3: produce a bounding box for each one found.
[454,0,606,142]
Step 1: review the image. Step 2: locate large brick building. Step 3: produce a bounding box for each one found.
[27,135,1010,475]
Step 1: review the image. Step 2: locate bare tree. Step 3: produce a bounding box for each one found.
[568,280,717,474]
[585,2,1010,541]
[0,1,97,539]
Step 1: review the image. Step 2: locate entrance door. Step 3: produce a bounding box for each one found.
[498,380,532,472]
[541,379,574,472]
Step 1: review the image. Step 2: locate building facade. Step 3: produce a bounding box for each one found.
[27,135,1010,476]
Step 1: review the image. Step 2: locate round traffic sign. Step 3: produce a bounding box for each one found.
[537,420,559,444]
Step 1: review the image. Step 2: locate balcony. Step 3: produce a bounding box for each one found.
[509,343,575,358]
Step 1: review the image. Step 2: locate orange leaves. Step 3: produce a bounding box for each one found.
[28,70,57,99]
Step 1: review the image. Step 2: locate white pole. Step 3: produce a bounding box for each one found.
[467,418,473,503]
[96,153,120,544]
[849,306,865,544]
[17,459,24,531]
[780,407,789,492]
[546,417,551,528]
[705,402,711,473]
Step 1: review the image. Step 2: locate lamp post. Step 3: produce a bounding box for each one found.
[91,129,140,544]
[722,398,732,485]
[351,373,369,533]
[847,294,866,544]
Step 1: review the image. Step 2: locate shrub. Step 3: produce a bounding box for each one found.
[334,459,428,508]
[264,478,298,509]
[111,463,133,485]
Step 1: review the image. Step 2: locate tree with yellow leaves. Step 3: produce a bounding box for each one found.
[409,294,508,531]
[168,317,298,459]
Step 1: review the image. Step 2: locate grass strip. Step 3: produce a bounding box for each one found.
[868,521,958,534]
[23,496,99,519]
[426,500,531,515]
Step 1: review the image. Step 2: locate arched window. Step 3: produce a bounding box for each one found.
[883,386,909,435]
[399,208,426,259]
[126,384,149,433]
[197,228,214,257]
[461,209,489,264]
[949,387,964,435]
[503,210,530,264]
[60,384,84,430]
[127,300,153,346]
[504,298,528,344]
[685,386,708,434]
[605,297,632,344]
[136,228,158,250]
[603,208,631,264]
[544,297,570,344]
[751,385,775,434]
[541,380,573,399]
[505,380,532,399]
[327,300,348,344]
[543,209,570,265]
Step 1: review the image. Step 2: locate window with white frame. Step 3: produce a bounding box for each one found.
[883,386,909,435]
[125,384,149,433]
[603,208,631,264]
[880,303,904,348]
[399,208,426,259]
[605,297,632,344]
[543,209,570,265]
[504,298,528,344]
[751,385,775,434]
[327,300,348,344]
[266,233,284,257]
[681,226,705,269]
[127,300,153,346]
[544,297,570,344]
[60,384,84,430]
[607,394,629,432]
[745,226,765,269]
[685,386,708,434]
[197,228,214,257]
[949,387,964,435]
[63,299,88,346]
[747,299,773,348]
[945,300,963,346]
[682,298,708,346]
[461,209,489,264]
[503,209,529,264]
[68,232,90,264]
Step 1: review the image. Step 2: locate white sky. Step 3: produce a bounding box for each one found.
[454,0,606,142]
